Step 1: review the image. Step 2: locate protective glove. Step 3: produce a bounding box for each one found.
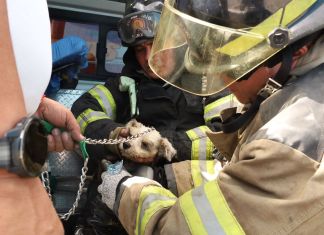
[98,160,131,210]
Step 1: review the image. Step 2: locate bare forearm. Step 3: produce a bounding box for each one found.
[0,0,26,136]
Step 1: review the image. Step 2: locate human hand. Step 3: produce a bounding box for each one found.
[116,119,177,164]
[105,126,129,158]
[35,97,84,152]
[98,160,131,210]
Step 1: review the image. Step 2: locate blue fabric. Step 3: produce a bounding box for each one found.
[46,36,89,95]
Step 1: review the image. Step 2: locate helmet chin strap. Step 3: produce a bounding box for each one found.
[220,46,293,133]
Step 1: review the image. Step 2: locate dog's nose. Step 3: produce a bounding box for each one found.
[123,142,131,149]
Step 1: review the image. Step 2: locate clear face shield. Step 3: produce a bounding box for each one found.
[148,0,316,96]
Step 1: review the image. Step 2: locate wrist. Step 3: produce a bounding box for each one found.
[116,175,131,196]
[0,169,19,179]
[113,175,131,214]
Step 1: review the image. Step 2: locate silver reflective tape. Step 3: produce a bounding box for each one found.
[194,127,208,160]
[91,86,115,119]
[191,186,226,235]
[138,193,176,235]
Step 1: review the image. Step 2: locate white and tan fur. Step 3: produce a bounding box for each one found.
[118,119,177,163]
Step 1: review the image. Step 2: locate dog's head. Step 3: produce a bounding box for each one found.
[118,120,177,164]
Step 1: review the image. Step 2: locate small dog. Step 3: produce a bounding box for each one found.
[118,119,177,164]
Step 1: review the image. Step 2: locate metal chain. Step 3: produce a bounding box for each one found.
[41,171,52,200]
[59,157,89,221]
[41,127,155,220]
[84,127,155,145]
[41,158,88,221]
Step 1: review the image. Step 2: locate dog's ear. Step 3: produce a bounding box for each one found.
[157,138,177,162]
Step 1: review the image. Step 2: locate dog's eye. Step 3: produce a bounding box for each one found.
[141,141,150,150]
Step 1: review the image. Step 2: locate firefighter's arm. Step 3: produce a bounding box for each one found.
[97,162,190,235]
[71,83,127,158]
[159,127,215,161]
[98,160,223,235]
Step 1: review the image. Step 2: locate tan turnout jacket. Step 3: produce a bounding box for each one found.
[115,35,324,235]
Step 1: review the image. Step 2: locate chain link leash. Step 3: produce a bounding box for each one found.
[41,171,52,200]
[83,127,155,145]
[41,127,156,220]
[59,157,88,221]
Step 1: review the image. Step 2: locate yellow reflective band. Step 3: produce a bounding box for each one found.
[199,126,214,159]
[204,181,245,235]
[192,160,217,187]
[186,129,200,160]
[136,185,176,235]
[186,126,214,160]
[77,114,87,134]
[206,160,215,175]
[77,109,109,134]
[218,0,316,56]
[88,84,116,119]
[204,94,236,122]
[206,137,214,160]
[140,199,176,235]
[180,190,209,235]
[191,161,203,187]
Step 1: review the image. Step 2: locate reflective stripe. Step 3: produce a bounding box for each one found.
[136,185,176,235]
[206,160,215,176]
[88,84,116,120]
[191,161,203,187]
[186,126,214,160]
[218,0,316,56]
[191,160,216,188]
[204,181,245,235]
[180,189,209,235]
[180,181,245,235]
[77,109,109,134]
[204,94,236,122]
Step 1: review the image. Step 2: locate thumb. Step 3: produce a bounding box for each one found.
[118,127,130,138]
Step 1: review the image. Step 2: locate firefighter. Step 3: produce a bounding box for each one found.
[71,0,236,168]
[98,0,324,234]
[71,1,239,233]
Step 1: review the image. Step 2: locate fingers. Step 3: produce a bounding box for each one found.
[101,171,108,180]
[98,184,103,194]
[47,128,75,152]
[119,127,130,138]
[61,132,75,150]
[50,128,64,152]
[47,135,55,152]
[65,110,84,142]
[37,98,84,143]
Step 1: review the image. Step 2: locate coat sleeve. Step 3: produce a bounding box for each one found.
[115,139,321,235]
[115,158,243,235]
[160,93,238,161]
[71,78,130,158]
